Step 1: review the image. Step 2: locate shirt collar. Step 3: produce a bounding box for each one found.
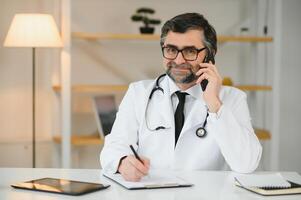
[167,75,180,96]
[185,83,203,100]
[166,75,203,100]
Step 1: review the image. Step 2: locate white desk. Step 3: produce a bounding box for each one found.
[0,168,300,200]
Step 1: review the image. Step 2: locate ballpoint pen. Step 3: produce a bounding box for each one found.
[130,144,150,178]
[129,145,143,164]
[129,144,150,178]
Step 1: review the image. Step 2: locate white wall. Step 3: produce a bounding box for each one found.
[0,0,61,167]
[71,0,245,85]
[278,0,301,172]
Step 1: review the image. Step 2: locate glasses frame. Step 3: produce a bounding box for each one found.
[161,46,206,61]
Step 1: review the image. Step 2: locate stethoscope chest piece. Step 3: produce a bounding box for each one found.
[196,127,207,138]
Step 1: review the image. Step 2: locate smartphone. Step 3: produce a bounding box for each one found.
[11,177,110,196]
[200,52,215,91]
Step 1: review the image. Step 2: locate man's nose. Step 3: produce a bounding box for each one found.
[174,52,186,64]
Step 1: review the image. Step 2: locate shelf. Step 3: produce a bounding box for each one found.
[53,84,272,93]
[53,129,270,146]
[254,128,271,141]
[53,85,128,94]
[72,32,273,43]
[53,135,103,146]
[72,32,159,41]
[218,36,273,43]
[234,85,272,91]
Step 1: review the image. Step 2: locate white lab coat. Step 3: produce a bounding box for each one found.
[100,76,262,174]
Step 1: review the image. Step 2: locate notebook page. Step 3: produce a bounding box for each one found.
[103,170,190,188]
[282,172,301,185]
[235,173,291,188]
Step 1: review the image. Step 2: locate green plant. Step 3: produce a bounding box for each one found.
[131,8,161,28]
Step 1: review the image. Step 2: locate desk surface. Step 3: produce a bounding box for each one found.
[0,168,300,200]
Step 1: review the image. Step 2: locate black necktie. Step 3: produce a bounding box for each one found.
[174,91,187,146]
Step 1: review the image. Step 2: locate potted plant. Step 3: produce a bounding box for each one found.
[131,8,161,34]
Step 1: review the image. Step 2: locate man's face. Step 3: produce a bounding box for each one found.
[162,29,207,84]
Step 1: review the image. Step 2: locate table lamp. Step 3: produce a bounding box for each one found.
[3,13,63,168]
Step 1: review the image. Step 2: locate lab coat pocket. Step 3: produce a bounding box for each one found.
[177,124,224,170]
[138,124,174,169]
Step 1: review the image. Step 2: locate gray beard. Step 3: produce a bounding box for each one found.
[166,62,197,84]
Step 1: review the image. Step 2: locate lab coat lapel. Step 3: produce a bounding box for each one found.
[146,76,174,133]
[179,90,208,140]
[161,77,175,132]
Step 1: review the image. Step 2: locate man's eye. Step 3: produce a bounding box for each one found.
[166,47,177,54]
[184,48,197,55]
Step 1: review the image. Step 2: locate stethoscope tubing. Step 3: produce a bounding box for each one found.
[145,74,208,138]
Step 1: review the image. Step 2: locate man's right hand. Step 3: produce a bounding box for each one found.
[117,155,150,182]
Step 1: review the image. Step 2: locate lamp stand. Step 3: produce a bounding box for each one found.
[32,47,36,168]
[3,14,63,168]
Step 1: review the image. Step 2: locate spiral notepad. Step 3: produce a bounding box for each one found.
[234,173,301,196]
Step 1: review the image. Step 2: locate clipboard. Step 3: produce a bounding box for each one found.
[103,171,193,190]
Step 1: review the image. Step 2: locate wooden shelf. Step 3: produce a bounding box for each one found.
[53,84,272,93]
[53,129,270,146]
[234,85,272,91]
[72,32,273,43]
[254,128,271,140]
[72,32,159,41]
[218,35,273,43]
[53,85,128,94]
[53,135,103,146]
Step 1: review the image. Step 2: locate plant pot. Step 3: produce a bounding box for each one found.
[140,27,155,34]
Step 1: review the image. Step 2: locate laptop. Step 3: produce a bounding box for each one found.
[92,95,117,138]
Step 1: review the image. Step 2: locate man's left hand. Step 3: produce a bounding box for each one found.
[196,61,222,113]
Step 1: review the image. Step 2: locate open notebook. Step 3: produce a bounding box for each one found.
[235,173,301,196]
[103,171,193,190]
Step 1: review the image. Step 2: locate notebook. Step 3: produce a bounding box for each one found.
[234,173,301,196]
[103,170,193,190]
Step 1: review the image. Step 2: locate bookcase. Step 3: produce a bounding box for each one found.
[53,33,273,150]
[56,0,275,168]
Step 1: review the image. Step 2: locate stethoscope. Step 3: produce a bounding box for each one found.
[145,74,209,138]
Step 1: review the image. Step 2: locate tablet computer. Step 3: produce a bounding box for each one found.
[11,177,110,196]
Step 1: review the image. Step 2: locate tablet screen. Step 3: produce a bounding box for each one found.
[11,178,110,195]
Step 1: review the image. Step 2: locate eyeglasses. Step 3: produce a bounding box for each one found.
[162,45,206,61]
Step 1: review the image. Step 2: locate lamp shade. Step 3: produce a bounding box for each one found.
[4,13,62,47]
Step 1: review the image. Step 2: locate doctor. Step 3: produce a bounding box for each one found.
[100,13,262,181]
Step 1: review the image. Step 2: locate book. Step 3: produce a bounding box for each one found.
[234,173,301,196]
[102,170,193,190]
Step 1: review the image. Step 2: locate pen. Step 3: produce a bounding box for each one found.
[129,145,151,178]
[129,145,143,164]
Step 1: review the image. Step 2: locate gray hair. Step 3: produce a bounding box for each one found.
[160,13,217,57]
